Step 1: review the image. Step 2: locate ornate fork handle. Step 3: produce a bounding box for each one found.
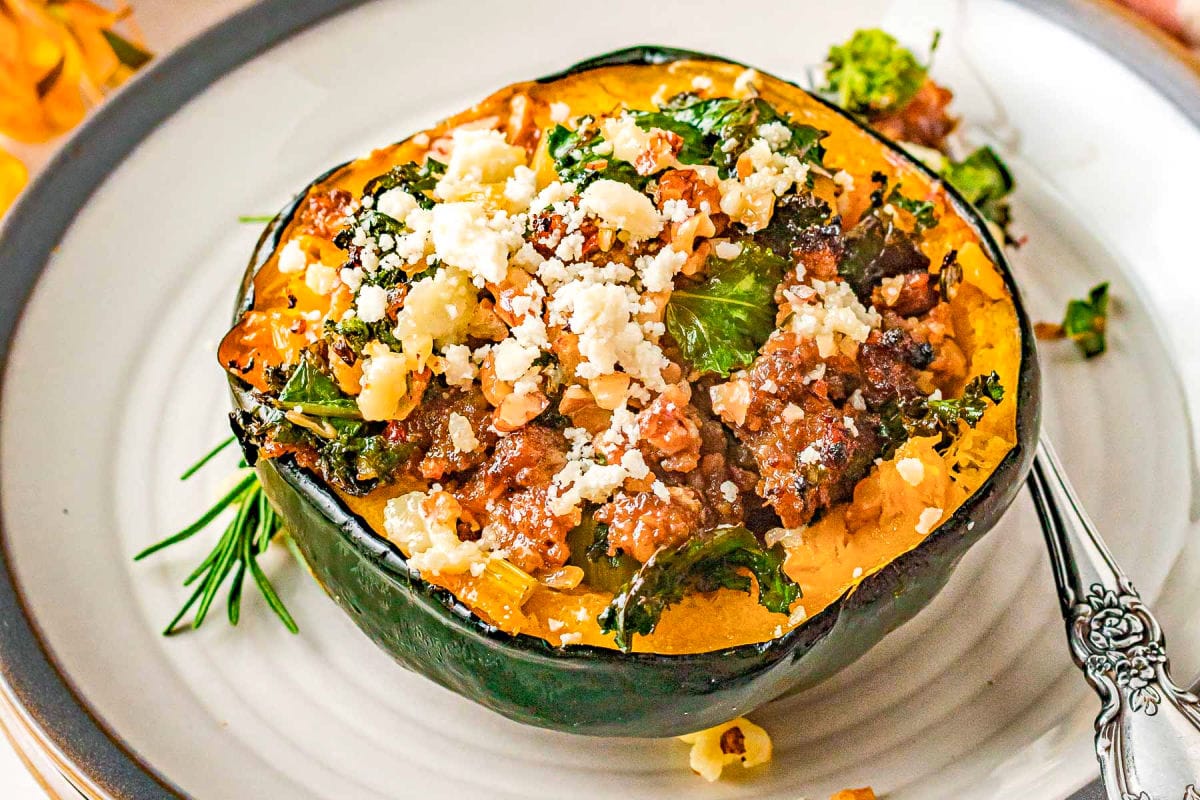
[1028,438,1200,800]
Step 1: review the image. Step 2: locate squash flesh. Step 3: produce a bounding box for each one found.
[221,58,1019,655]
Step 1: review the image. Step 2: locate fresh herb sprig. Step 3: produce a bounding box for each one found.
[135,437,298,635]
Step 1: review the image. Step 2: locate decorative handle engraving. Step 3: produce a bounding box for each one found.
[1028,439,1200,800]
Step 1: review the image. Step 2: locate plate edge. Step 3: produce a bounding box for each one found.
[0,0,1195,798]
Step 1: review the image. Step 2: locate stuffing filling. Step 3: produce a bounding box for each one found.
[221,64,1015,652]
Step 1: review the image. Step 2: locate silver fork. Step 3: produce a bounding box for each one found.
[1027,437,1200,799]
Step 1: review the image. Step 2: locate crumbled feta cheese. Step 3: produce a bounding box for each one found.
[849,389,866,411]
[620,449,650,480]
[635,246,686,293]
[691,75,713,90]
[436,128,526,200]
[782,403,805,422]
[548,459,632,516]
[376,188,419,222]
[719,481,738,503]
[547,281,668,390]
[844,415,859,437]
[340,266,364,292]
[431,202,515,285]
[660,198,694,223]
[447,412,480,453]
[393,266,477,362]
[559,632,583,646]
[896,457,925,487]
[651,480,670,501]
[787,604,807,625]
[798,444,821,465]
[528,180,575,215]
[787,279,881,357]
[277,239,308,273]
[503,166,537,211]
[761,379,778,394]
[916,507,944,535]
[492,336,541,382]
[356,284,388,323]
[757,121,792,150]
[383,491,487,575]
[549,101,571,123]
[579,179,664,242]
[713,240,742,260]
[833,169,855,192]
[440,344,477,388]
[304,263,339,295]
[601,114,659,166]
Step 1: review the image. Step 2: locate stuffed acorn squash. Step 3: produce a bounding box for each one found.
[219,47,1039,736]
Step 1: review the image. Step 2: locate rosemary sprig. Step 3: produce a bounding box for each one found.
[135,437,298,635]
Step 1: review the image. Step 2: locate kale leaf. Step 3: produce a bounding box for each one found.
[665,243,787,376]
[277,353,361,419]
[1062,282,1110,358]
[886,188,938,232]
[822,28,933,117]
[361,159,446,209]
[839,204,930,300]
[547,120,645,189]
[633,96,826,177]
[754,193,842,261]
[565,515,640,594]
[598,525,800,651]
[879,371,1005,456]
[940,146,1015,241]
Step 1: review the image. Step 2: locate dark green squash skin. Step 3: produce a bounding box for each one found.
[229,46,1041,737]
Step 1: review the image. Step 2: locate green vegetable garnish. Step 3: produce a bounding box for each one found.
[1062,283,1110,358]
[566,516,640,594]
[822,29,935,117]
[598,526,800,651]
[134,437,298,635]
[632,96,826,177]
[880,372,1005,455]
[361,159,446,209]
[277,352,362,419]
[547,119,646,189]
[887,188,938,232]
[237,214,274,224]
[665,242,787,376]
[940,146,1015,240]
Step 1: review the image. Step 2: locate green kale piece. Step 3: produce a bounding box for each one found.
[822,28,934,117]
[598,526,800,651]
[940,146,1015,241]
[1062,282,1110,358]
[547,119,646,189]
[665,243,788,376]
[879,372,1005,457]
[361,159,447,209]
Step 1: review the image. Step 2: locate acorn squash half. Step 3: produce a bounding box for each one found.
[220,46,1040,736]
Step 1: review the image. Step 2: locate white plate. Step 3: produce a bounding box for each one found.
[2,0,1199,797]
